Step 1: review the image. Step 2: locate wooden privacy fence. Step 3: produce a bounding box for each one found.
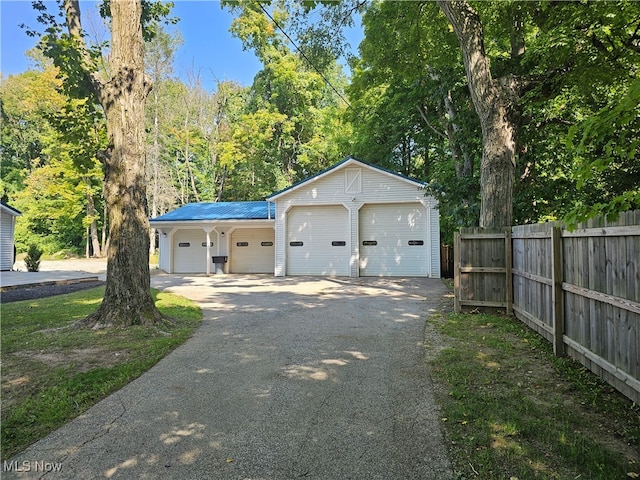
[454,210,640,403]
[441,244,454,278]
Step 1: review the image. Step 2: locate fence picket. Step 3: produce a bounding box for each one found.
[454,210,640,403]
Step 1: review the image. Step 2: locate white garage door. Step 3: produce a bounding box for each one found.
[230,228,275,274]
[359,203,429,276]
[286,205,350,276]
[173,229,208,273]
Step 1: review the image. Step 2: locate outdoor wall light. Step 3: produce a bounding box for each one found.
[221,232,225,237]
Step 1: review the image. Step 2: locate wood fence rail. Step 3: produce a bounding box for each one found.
[454,210,640,403]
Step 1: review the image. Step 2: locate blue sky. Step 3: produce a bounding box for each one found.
[0,0,362,92]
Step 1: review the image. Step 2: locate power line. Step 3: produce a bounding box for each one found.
[256,2,355,112]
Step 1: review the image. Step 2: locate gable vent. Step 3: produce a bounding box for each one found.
[345,168,362,194]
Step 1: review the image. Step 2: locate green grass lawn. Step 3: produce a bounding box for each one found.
[428,311,640,479]
[1,287,202,460]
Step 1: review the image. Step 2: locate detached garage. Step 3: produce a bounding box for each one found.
[150,157,440,277]
[268,156,440,277]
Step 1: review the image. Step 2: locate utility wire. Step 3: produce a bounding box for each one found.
[256,2,355,112]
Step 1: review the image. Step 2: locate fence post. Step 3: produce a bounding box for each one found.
[505,228,513,315]
[551,225,565,356]
[454,232,461,313]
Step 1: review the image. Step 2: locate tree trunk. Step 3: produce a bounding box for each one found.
[86,188,102,257]
[183,110,200,202]
[443,91,474,178]
[65,0,163,327]
[101,194,107,252]
[216,167,228,202]
[149,84,160,255]
[437,0,517,228]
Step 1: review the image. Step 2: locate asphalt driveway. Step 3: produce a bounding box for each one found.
[6,275,453,480]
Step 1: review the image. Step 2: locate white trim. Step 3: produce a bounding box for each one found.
[203,226,215,276]
[0,203,21,217]
[150,219,275,228]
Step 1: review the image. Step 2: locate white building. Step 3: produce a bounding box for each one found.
[150,157,440,277]
[0,202,21,271]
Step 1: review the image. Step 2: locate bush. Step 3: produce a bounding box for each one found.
[24,244,43,272]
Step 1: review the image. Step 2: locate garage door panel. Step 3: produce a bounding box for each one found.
[287,206,349,276]
[230,228,275,273]
[173,229,207,273]
[359,203,428,277]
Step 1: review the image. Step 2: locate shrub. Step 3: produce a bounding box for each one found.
[24,244,43,272]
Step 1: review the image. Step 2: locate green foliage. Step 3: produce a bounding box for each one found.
[223,0,353,191]
[0,68,64,199]
[514,0,640,225]
[24,244,43,272]
[11,92,106,256]
[8,0,638,254]
[565,77,640,225]
[348,1,480,243]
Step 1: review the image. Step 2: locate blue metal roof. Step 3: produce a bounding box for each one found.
[151,201,274,222]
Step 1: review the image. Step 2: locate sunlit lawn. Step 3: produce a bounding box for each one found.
[1,287,202,460]
[429,312,640,479]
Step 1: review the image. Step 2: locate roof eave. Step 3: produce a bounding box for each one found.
[0,202,22,216]
[149,218,275,227]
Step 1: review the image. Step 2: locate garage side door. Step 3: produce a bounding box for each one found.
[230,228,275,274]
[173,229,207,273]
[359,203,428,276]
[286,205,349,276]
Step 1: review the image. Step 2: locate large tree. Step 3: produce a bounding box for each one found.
[42,0,164,327]
[437,0,519,228]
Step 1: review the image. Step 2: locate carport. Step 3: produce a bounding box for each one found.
[150,202,275,275]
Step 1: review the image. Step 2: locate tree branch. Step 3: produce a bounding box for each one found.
[63,0,105,104]
[416,105,448,141]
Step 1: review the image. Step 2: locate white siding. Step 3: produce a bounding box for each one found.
[0,210,16,271]
[230,228,275,274]
[286,205,350,276]
[273,164,426,206]
[359,203,428,276]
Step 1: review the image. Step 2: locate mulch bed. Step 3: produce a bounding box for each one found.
[0,281,105,303]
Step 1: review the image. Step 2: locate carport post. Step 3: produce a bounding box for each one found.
[204,226,215,276]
